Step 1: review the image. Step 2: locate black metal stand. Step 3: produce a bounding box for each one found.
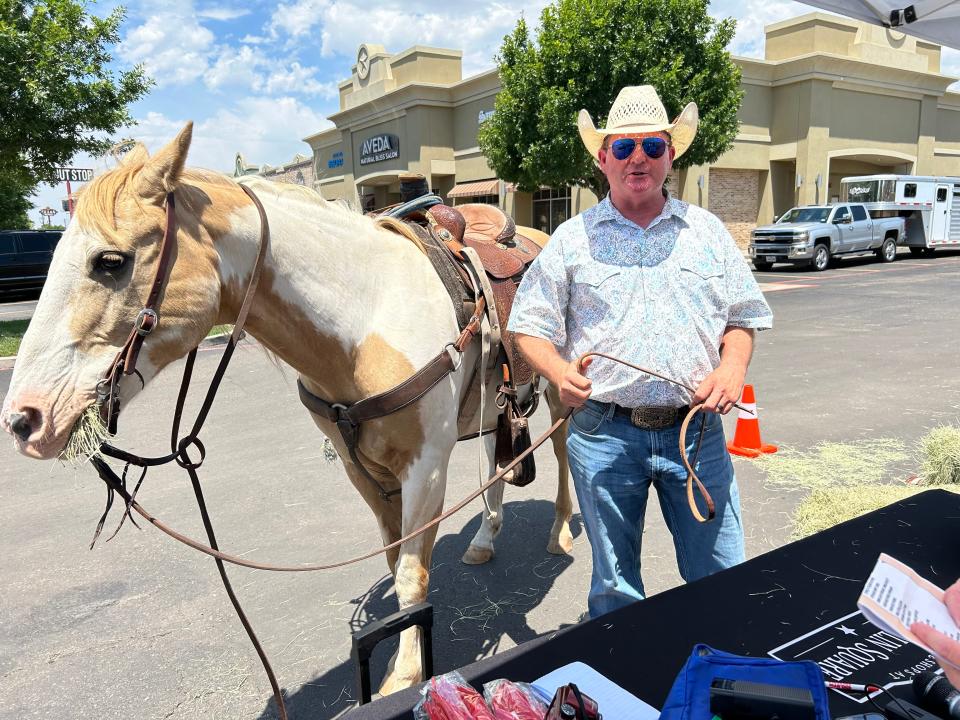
[351,602,434,705]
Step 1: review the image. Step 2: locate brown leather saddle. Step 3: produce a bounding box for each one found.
[425,202,541,387]
[376,188,543,486]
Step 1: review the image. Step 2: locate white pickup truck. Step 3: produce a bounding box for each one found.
[748,203,906,272]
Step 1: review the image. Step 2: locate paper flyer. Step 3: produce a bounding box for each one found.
[858,553,960,668]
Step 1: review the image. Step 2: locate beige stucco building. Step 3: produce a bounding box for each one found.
[297,13,960,247]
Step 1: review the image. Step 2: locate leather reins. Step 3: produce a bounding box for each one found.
[84,184,740,718]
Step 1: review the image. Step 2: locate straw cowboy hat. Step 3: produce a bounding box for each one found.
[577,85,698,160]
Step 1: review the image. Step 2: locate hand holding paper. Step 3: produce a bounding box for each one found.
[912,580,960,687]
[858,555,960,678]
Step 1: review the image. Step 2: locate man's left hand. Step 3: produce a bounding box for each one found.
[692,364,745,414]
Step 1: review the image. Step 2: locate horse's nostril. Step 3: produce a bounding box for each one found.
[9,409,40,442]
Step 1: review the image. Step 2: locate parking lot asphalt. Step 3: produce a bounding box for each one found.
[0,295,38,323]
[1,250,958,719]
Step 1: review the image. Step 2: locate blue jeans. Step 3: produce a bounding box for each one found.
[566,400,745,618]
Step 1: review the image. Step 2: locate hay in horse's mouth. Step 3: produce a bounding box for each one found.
[59,405,113,465]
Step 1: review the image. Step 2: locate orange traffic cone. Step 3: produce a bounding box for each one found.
[727,384,778,458]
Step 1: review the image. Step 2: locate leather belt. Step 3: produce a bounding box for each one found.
[614,403,690,430]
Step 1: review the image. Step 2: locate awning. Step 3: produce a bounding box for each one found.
[796,0,960,49]
[447,178,499,198]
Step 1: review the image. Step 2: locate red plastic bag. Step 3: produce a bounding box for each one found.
[414,670,497,720]
[483,679,549,720]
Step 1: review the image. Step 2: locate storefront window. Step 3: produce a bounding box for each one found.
[533,187,571,234]
[454,194,498,205]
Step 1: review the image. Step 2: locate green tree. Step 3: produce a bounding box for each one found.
[0,172,33,228]
[0,0,152,226]
[478,0,743,198]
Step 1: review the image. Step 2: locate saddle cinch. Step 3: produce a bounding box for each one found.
[379,181,544,487]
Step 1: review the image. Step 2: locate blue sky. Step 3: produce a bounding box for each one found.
[29,0,960,226]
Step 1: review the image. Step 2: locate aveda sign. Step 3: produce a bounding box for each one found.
[359,133,400,165]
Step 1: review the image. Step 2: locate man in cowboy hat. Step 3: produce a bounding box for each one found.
[508,85,773,618]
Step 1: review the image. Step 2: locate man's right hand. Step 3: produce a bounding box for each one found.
[512,334,595,409]
[557,355,594,408]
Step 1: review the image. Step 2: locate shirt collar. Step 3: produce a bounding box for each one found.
[586,192,688,233]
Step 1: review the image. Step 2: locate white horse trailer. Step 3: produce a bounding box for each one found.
[841,174,960,255]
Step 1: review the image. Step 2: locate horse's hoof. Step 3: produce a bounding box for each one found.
[461,544,494,564]
[547,527,574,555]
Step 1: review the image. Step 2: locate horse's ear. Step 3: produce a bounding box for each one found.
[135,122,193,202]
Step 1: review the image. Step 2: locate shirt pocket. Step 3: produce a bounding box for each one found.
[677,257,724,282]
[571,265,622,317]
[676,257,727,315]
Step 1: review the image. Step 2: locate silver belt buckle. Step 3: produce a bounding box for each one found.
[630,406,677,430]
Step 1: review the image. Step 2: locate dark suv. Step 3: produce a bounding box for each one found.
[0,230,63,295]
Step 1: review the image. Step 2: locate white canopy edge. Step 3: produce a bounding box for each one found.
[797,0,960,48]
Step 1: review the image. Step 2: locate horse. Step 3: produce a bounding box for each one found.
[0,122,574,695]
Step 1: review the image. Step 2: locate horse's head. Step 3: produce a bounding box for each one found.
[2,123,229,460]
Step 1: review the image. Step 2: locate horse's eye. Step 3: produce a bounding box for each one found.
[94,252,127,272]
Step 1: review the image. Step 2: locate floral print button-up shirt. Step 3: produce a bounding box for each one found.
[507,194,773,407]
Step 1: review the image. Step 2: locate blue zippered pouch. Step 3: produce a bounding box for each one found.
[659,644,830,720]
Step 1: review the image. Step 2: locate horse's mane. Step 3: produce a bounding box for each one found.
[76,143,235,245]
[78,143,425,254]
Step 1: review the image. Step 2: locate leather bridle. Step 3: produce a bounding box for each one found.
[81,184,739,719]
[96,194,178,434]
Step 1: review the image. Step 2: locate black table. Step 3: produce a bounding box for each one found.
[351,489,960,719]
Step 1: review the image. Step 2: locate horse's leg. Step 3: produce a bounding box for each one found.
[462,431,503,565]
[342,462,403,575]
[378,450,447,696]
[545,383,574,555]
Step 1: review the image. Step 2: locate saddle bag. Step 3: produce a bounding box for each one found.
[495,392,536,487]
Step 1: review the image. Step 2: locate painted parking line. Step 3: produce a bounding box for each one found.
[754,259,959,293]
[759,282,818,292]
[754,258,959,284]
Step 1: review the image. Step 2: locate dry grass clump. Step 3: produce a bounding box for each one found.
[792,484,960,539]
[916,426,960,486]
[754,438,908,491]
[59,405,112,464]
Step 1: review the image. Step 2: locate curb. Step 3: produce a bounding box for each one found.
[0,333,235,372]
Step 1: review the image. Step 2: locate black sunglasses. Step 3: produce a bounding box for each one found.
[609,136,670,161]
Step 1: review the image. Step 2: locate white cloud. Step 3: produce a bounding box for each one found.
[197,6,251,21]
[118,8,215,85]
[268,0,331,40]
[202,45,338,97]
[203,45,267,91]
[263,63,339,97]
[131,98,330,173]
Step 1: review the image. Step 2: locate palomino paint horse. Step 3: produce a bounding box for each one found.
[0,123,573,695]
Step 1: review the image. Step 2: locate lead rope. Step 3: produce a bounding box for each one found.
[91,351,740,570]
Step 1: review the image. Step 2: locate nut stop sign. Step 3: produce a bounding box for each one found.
[53,168,94,182]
